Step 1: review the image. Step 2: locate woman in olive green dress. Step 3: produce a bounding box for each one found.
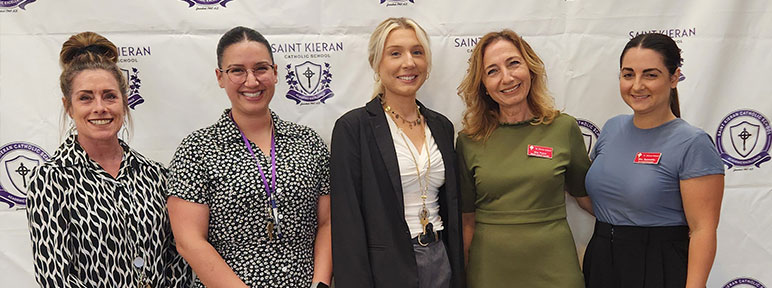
[456,29,594,288]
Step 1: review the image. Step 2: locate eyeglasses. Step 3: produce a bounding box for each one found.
[219,64,275,84]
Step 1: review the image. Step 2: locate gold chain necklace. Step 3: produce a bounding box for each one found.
[382,100,423,128]
[397,124,432,232]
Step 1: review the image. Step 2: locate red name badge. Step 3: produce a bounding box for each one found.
[527,145,553,159]
[633,152,662,164]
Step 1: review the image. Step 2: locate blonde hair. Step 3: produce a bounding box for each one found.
[457,29,558,142]
[368,17,432,99]
[59,31,132,140]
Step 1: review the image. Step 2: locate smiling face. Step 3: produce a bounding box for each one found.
[216,40,278,119]
[619,47,679,117]
[67,69,125,145]
[377,28,428,100]
[482,39,532,113]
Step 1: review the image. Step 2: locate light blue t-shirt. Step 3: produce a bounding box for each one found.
[585,115,725,226]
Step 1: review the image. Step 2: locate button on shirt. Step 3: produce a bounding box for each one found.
[168,109,330,287]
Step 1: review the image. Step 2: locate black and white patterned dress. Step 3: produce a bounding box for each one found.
[167,109,330,288]
[26,134,192,287]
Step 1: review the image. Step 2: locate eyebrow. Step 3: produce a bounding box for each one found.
[226,61,272,68]
[621,67,663,73]
[484,55,522,71]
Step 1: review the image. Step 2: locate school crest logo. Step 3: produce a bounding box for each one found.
[723,277,766,288]
[122,67,144,109]
[0,142,51,208]
[380,0,414,6]
[576,119,601,155]
[285,61,334,104]
[0,0,36,10]
[181,0,232,8]
[715,109,771,169]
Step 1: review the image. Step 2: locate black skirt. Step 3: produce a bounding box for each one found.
[583,220,690,288]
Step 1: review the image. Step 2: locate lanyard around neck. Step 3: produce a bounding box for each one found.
[230,112,277,205]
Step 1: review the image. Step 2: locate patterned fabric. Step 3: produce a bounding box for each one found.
[26,134,192,288]
[167,109,330,288]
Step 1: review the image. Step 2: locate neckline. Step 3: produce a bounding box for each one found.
[499,117,538,126]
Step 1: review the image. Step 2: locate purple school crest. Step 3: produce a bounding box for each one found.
[715,109,771,169]
[181,0,232,7]
[0,142,51,208]
[285,61,334,104]
[122,67,144,109]
[0,0,36,9]
[577,119,601,155]
[723,277,766,288]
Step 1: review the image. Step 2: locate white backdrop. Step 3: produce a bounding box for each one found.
[1,0,771,287]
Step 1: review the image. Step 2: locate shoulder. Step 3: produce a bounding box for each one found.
[336,106,369,126]
[276,116,326,147]
[127,147,167,173]
[423,107,454,128]
[549,112,579,128]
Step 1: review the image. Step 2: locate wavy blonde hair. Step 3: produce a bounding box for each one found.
[368,17,432,99]
[457,29,558,142]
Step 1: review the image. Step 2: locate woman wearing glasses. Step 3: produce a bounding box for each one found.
[167,26,332,288]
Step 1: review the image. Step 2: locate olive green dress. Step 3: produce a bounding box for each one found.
[457,113,589,288]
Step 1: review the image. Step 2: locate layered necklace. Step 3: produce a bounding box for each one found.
[382,98,435,244]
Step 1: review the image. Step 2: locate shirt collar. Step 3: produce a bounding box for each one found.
[216,108,294,144]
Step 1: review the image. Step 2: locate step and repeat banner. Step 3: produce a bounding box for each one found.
[1,0,770,287]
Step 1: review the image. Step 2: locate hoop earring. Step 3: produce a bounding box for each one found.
[67,120,77,138]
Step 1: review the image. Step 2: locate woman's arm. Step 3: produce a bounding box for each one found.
[26,168,72,288]
[312,195,332,285]
[681,174,724,288]
[330,116,374,288]
[167,196,248,288]
[462,212,475,267]
[573,196,594,216]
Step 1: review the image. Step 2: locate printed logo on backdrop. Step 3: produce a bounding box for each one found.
[627,27,695,81]
[272,41,343,105]
[0,142,51,209]
[0,0,36,12]
[723,277,766,288]
[576,119,601,155]
[181,0,232,9]
[380,0,414,7]
[117,45,152,109]
[453,36,482,54]
[715,109,771,170]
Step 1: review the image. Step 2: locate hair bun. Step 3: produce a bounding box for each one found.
[59,32,119,68]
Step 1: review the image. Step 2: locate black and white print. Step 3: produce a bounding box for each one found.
[168,109,330,288]
[26,134,192,287]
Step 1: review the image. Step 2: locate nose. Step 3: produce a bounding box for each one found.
[244,70,260,87]
[403,54,416,68]
[632,76,644,91]
[93,97,107,113]
[502,67,515,83]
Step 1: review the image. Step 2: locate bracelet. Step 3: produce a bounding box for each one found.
[311,281,330,288]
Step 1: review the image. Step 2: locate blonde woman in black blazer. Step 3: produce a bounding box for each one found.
[330,17,464,288]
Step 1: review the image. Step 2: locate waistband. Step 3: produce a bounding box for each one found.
[475,204,566,224]
[411,230,443,246]
[593,220,689,242]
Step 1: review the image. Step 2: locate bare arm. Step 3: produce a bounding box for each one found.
[573,195,594,216]
[681,174,724,288]
[167,196,248,288]
[462,212,476,267]
[312,195,332,285]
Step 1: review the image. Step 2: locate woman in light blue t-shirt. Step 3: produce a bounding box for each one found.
[583,33,725,288]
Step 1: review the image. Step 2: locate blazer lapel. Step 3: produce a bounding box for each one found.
[420,102,453,170]
[365,98,406,214]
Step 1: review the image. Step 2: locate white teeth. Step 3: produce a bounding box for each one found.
[89,119,111,125]
[502,83,520,93]
[632,95,649,99]
[243,91,262,98]
[398,76,417,81]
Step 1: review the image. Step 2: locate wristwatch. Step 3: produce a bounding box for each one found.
[311,281,330,288]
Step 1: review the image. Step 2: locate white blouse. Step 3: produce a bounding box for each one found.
[385,111,445,237]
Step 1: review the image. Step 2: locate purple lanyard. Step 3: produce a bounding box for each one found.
[230,113,277,209]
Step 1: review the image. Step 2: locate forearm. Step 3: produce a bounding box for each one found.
[685,228,717,288]
[312,221,332,285]
[462,212,476,267]
[574,196,594,216]
[177,239,247,288]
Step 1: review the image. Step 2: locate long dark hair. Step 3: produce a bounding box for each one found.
[620,33,682,117]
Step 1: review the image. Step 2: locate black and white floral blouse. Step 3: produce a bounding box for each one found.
[167,109,330,288]
[26,134,192,288]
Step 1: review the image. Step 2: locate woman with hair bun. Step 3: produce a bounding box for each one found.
[26,31,192,287]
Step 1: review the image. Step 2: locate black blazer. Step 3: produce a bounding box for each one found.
[330,97,464,288]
